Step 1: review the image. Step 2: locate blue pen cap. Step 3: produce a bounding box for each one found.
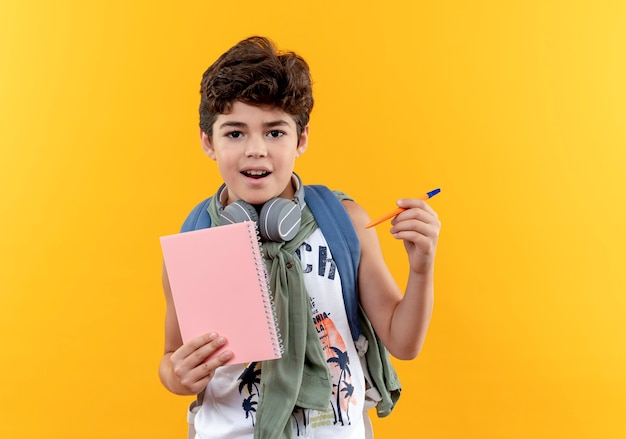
[426,188,441,198]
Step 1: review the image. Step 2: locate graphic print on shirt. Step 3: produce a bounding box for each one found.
[297,241,336,280]
[291,306,357,436]
[314,302,357,426]
[237,362,261,426]
[292,240,357,435]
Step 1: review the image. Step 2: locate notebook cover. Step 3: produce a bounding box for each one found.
[160,221,282,365]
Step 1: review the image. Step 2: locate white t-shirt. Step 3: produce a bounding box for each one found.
[193,229,367,438]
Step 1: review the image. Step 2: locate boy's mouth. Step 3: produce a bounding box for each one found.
[242,170,270,179]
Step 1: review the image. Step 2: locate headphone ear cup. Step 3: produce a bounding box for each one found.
[219,200,259,226]
[258,198,302,242]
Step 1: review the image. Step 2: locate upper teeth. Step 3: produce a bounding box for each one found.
[246,170,267,176]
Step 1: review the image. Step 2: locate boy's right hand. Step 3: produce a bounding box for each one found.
[169,332,233,395]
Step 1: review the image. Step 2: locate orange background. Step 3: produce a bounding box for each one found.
[1,1,625,437]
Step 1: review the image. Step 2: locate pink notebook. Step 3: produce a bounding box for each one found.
[160,221,282,365]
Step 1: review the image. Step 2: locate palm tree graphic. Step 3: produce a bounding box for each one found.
[238,362,261,395]
[327,346,352,425]
[242,395,258,426]
[238,362,261,426]
[340,380,355,422]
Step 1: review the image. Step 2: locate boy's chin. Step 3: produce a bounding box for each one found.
[234,191,272,206]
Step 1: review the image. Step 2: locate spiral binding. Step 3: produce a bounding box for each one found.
[247,222,284,358]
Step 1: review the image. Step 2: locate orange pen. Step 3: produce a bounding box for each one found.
[365,188,440,228]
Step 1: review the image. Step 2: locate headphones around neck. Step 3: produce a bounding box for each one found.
[215,173,306,242]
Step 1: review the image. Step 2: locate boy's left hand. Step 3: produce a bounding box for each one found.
[390,198,441,275]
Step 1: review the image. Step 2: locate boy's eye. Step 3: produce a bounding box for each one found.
[227,131,243,139]
[267,130,284,138]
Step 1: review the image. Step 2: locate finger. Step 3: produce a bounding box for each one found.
[391,220,439,241]
[187,347,233,392]
[179,362,214,394]
[393,227,435,245]
[392,209,440,231]
[186,335,230,368]
[176,340,233,391]
[194,348,233,375]
[171,333,230,380]
[172,332,218,362]
[397,198,437,211]
[186,347,234,386]
[394,200,438,222]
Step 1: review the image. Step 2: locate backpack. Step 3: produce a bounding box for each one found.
[179,184,362,340]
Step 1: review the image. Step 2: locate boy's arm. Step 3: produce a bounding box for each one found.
[342,199,440,360]
[159,263,233,395]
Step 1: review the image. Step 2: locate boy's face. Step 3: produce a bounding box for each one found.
[201,101,308,206]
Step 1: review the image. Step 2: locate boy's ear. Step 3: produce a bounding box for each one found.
[296,125,309,157]
[200,130,216,160]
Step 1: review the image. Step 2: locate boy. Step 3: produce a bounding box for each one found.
[159,36,441,438]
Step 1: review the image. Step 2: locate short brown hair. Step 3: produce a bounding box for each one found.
[199,36,313,139]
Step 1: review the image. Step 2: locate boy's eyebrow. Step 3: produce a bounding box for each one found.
[218,121,247,130]
[262,120,291,128]
[217,120,292,130]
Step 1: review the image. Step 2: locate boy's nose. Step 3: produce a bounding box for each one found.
[245,138,268,157]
